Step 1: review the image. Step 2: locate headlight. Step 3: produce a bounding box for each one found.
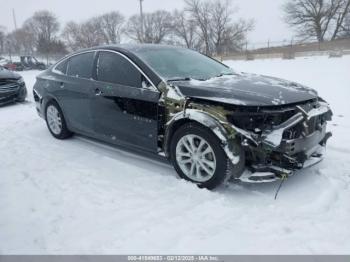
[227,108,297,132]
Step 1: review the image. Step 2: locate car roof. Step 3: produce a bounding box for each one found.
[97,43,182,53]
[58,44,178,87]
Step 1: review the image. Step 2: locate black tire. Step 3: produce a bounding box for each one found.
[17,88,27,103]
[45,100,73,140]
[170,122,244,190]
[17,96,26,103]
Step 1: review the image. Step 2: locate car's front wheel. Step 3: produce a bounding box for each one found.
[170,122,242,189]
[45,101,72,139]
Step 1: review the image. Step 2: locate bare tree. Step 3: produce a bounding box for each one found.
[221,19,254,52]
[62,18,105,51]
[171,10,199,49]
[0,26,5,55]
[126,15,144,43]
[97,11,125,44]
[80,17,105,47]
[61,22,82,51]
[210,0,232,54]
[284,0,350,42]
[185,0,253,55]
[62,22,81,51]
[126,10,172,43]
[144,10,172,43]
[331,0,350,38]
[6,28,36,55]
[22,10,61,60]
[23,10,59,45]
[185,0,213,54]
[210,0,254,54]
[341,13,350,36]
[63,12,124,51]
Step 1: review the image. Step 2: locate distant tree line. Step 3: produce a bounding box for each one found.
[2,0,350,60]
[0,26,5,55]
[0,0,254,58]
[284,0,350,42]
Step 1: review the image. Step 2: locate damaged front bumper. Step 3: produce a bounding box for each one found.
[240,145,327,183]
[238,102,333,183]
[0,82,27,106]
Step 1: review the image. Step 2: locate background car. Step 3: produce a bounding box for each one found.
[1,56,46,71]
[0,65,27,106]
[3,61,24,71]
[20,56,47,70]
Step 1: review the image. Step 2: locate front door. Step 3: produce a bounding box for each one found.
[91,51,160,152]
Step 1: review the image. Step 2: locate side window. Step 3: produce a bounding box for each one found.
[97,51,142,88]
[67,52,95,79]
[54,59,68,75]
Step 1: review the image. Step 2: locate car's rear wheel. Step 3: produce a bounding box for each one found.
[45,101,72,139]
[170,122,242,190]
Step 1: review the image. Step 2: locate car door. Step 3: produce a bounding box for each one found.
[91,50,160,152]
[53,52,96,134]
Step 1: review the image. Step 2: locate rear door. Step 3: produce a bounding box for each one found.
[91,50,160,152]
[53,51,96,134]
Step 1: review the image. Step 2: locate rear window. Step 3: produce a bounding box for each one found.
[67,52,95,79]
[54,59,68,75]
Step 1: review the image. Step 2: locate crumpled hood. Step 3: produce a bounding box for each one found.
[0,68,21,80]
[175,73,318,106]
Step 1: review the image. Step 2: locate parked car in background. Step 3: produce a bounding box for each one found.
[20,56,47,70]
[0,65,27,106]
[33,44,333,189]
[1,56,46,71]
[3,60,24,71]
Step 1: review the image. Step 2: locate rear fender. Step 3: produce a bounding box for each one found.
[39,94,74,131]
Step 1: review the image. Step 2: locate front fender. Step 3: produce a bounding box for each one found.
[164,109,240,165]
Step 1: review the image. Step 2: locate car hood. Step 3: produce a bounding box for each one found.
[0,68,21,80]
[174,73,318,106]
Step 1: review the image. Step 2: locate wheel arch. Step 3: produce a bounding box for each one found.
[42,95,60,117]
[163,109,240,166]
[42,95,73,130]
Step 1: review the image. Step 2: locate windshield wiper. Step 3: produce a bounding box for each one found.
[167,77,207,82]
[167,77,192,82]
[215,72,236,78]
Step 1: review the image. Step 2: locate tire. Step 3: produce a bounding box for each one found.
[45,100,73,139]
[17,88,27,103]
[17,96,26,103]
[170,122,244,190]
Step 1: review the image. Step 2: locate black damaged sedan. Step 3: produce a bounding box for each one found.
[33,45,333,189]
[0,65,27,106]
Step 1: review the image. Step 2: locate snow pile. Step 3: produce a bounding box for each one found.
[1,56,350,254]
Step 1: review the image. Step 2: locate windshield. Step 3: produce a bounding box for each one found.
[135,47,234,81]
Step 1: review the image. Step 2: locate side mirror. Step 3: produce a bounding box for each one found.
[141,75,152,89]
[157,81,168,93]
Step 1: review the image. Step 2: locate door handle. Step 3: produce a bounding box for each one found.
[95,88,102,96]
[60,82,64,89]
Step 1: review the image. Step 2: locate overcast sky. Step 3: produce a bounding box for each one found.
[0,0,293,45]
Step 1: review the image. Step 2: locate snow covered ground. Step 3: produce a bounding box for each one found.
[1,56,350,255]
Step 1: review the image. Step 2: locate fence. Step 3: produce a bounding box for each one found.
[2,38,350,65]
[218,38,350,61]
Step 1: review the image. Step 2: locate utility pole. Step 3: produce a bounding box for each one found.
[7,40,12,61]
[12,9,18,30]
[138,0,144,43]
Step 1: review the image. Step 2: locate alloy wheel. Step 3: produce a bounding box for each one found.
[46,105,62,135]
[176,134,217,183]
